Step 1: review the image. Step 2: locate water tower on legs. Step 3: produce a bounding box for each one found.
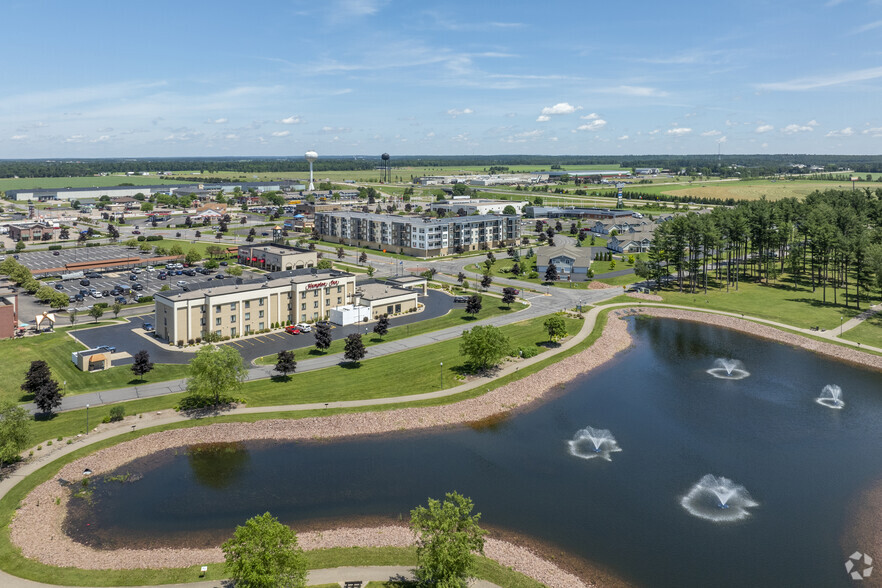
[381,152,390,182]
[305,150,318,191]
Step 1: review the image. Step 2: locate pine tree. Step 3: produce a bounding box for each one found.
[373,314,389,337]
[343,333,366,363]
[274,350,297,378]
[544,261,559,282]
[465,295,482,316]
[313,322,332,351]
[131,350,154,379]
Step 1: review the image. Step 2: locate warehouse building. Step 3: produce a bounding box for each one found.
[314,211,520,257]
[429,198,528,216]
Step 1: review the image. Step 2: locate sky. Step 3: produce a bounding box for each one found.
[3,0,882,158]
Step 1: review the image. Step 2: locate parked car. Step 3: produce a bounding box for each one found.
[199,268,211,275]
[129,274,138,280]
[131,283,143,291]
[285,326,301,335]
[453,296,469,303]
[142,322,154,331]
[295,323,312,332]
[91,292,103,298]
[54,283,64,290]
[183,269,196,276]
[85,272,102,278]
[97,344,116,353]
[101,290,110,297]
[157,273,167,280]
[215,273,225,279]
[176,280,187,287]
[115,296,127,304]
[52,250,60,256]
[132,230,141,235]
[68,295,77,303]
[146,266,155,272]
[80,279,90,286]
[132,267,142,273]
[74,294,84,302]
[220,261,228,266]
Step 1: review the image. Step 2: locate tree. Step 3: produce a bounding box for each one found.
[88,306,104,323]
[343,333,366,363]
[131,350,154,380]
[68,308,78,325]
[359,251,368,264]
[22,361,61,413]
[511,262,522,276]
[227,265,244,277]
[501,287,517,307]
[336,247,345,260]
[274,350,297,379]
[186,345,247,406]
[15,240,25,252]
[544,261,559,282]
[457,271,466,284]
[185,249,202,264]
[465,294,482,316]
[410,492,487,588]
[544,314,568,342]
[480,273,492,290]
[222,512,308,588]
[373,314,389,337]
[366,265,375,277]
[502,205,516,215]
[0,401,30,469]
[460,325,510,371]
[314,322,332,351]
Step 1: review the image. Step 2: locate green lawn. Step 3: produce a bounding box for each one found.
[149,239,236,259]
[0,327,190,402]
[652,276,881,330]
[464,259,596,290]
[841,312,882,348]
[253,301,527,365]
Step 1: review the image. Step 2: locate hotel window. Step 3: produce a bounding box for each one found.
[244,312,250,320]
[200,318,205,326]
[245,301,250,309]
[325,287,330,294]
[301,292,307,299]
[301,303,306,310]
[337,297,342,304]
[245,324,251,333]
[259,310,264,318]
[215,317,222,326]
[337,286,342,293]
[215,305,221,313]
[230,303,237,311]
[325,299,330,306]
[259,299,265,306]
[313,301,319,309]
[231,315,236,323]
[231,327,237,337]
[313,290,319,297]
[259,322,265,330]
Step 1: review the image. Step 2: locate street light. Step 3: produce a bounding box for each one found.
[85,403,90,434]
[840,316,844,336]
[440,361,443,388]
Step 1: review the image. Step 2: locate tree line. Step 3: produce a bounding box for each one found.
[638,189,882,308]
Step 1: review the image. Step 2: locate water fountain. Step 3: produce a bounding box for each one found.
[567,426,622,462]
[680,474,758,522]
[816,384,844,409]
[706,358,750,380]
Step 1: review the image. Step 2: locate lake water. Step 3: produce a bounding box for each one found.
[65,317,882,587]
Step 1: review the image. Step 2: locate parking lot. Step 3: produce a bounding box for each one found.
[57,265,256,309]
[13,244,154,274]
[71,289,455,364]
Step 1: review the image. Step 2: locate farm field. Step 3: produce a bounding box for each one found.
[0,175,190,192]
[650,179,882,201]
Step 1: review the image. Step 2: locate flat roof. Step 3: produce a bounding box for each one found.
[156,268,354,302]
[358,282,415,301]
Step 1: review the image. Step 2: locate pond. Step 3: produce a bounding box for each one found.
[65,317,882,587]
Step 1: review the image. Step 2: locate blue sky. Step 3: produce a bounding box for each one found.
[4,0,882,157]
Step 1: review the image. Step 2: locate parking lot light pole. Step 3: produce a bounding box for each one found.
[85,404,89,435]
[440,362,443,388]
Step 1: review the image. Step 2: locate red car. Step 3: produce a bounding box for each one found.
[285,326,301,335]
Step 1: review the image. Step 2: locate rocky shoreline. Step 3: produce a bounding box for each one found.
[12,306,882,587]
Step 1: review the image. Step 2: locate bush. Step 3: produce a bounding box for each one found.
[188,338,195,345]
[48,245,62,251]
[145,235,163,242]
[177,340,184,347]
[513,346,540,359]
[136,235,146,241]
[85,242,100,247]
[109,405,125,421]
[137,296,153,303]
[528,271,539,279]
[93,302,109,309]
[177,393,235,411]
[195,337,201,344]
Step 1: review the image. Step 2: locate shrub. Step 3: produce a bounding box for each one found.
[195,337,201,344]
[137,296,153,303]
[177,340,184,347]
[177,393,235,411]
[47,440,52,446]
[66,439,72,445]
[94,302,109,309]
[136,236,146,241]
[48,245,62,251]
[145,235,163,242]
[109,405,125,421]
[57,436,62,441]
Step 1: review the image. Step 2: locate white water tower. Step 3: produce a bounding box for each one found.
[305,150,318,191]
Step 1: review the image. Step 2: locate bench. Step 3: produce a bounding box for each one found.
[343,582,362,588]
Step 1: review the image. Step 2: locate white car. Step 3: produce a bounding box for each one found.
[132,267,142,273]
[295,323,312,332]
[176,280,187,287]
[146,266,155,272]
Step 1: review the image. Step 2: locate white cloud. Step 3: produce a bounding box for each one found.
[225,134,239,140]
[648,129,660,135]
[757,66,882,91]
[826,127,854,137]
[10,134,26,140]
[598,85,668,97]
[536,115,551,122]
[807,120,819,127]
[321,126,351,133]
[782,124,815,134]
[701,130,722,136]
[617,135,629,140]
[63,134,84,143]
[852,19,882,34]
[575,119,606,131]
[447,108,474,118]
[90,135,110,143]
[540,102,581,116]
[425,131,435,138]
[502,129,544,143]
[717,136,728,144]
[211,118,228,124]
[279,116,302,124]
[271,130,291,137]
[667,127,692,135]
[862,127,882,136]
[755,124,774,133]
[580,112,600,120]
[336,0,388,16]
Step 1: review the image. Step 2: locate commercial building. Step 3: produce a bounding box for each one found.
[429,198,528,216]
[314,211,520,256]
[329,280,421,325]
[0,288,18,340]
[524,206,635,220]
[8,222,57,242]
[71,347,113,371]
[154,268,358,343]
[237,243,317,272]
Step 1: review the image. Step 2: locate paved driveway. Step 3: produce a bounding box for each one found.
[71,289,455,364]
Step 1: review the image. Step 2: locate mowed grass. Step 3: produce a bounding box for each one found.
[0,327,190,402]
[243,314,581,407]
[253,300,527,365]
[841,312,882,348]
[658,179,882,201]
[652,275,882,330]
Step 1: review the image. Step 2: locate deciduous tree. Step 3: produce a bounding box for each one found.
[0,401,30,469]
[373,314,389,337]
[343,333,366,364]
[465,294,482,316]
[274,350,297,379]
[185,345,246,406]
[544,314,568,342]
[222,512,307,588]
[459,325,510,370]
